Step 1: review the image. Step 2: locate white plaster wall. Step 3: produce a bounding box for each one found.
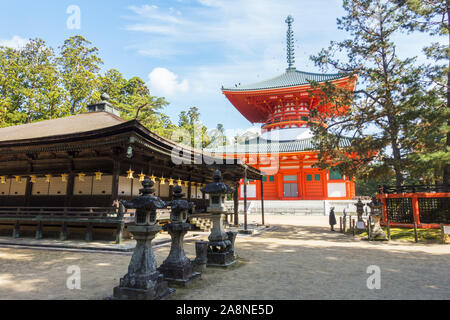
[9,179,26,196]
[92,175,112,195]
[118,176,132,196]
[327,183,347,198]
[32,177,49,195]
[48,177,67,195]
[240,184,257,198]
[74,176,93,195]
[159,183,169,198]
[0,179,11,195]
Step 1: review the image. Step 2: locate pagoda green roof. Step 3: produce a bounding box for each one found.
[222,68,348,92]
[204,136,352,155]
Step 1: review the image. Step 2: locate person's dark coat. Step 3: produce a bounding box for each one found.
[329,208,337,226]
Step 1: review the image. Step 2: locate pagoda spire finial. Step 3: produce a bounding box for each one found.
[285,15,295,70]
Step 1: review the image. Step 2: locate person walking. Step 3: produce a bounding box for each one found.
[329,207,337,231]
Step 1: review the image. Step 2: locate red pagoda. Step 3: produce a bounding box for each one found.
[211,16,357,201]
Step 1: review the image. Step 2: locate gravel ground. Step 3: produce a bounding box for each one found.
[0,216,448,300]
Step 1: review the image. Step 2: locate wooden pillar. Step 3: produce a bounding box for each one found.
[86,223,93,242]
[24,176,32,207]
[35,218,43,240]
[243,169,248,231]
[380,196,388,222]
[13,221,20,238]
[187,177,192,200]
[111,159,120,205]
[60,222,67,241]
[169,185,174,200]
[234,181,239,227]
[260,178,265,226]
[65,173,75,207]
[411,196,420,225]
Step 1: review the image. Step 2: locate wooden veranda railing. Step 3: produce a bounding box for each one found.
[0,206,131,221]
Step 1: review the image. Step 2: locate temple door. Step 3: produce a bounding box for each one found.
[303,172,324,199]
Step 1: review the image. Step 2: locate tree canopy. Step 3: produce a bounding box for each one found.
[0,35,217,147]
[309,0,448,187]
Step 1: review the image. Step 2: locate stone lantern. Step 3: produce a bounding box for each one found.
[158,186,201,286]
[201,169,237,267]
[367,195,387,240]
[113,178,174,300]
[355,199,366,230]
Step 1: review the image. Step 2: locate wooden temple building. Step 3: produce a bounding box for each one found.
[0,96,262,241]
[209,16,356,202]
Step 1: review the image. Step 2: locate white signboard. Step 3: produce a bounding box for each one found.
[240,184,257,198]
[327,183,347,198]
[444,226,450,235]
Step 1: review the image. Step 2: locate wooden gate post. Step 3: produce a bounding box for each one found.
[387,220,391,241]
[413,222,418,243]
[441,224,446,244]
[411,196,421,226]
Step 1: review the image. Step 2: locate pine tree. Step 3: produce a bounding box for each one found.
[57,35,103,115]
[310,0,429,188]
[400,0,450,185]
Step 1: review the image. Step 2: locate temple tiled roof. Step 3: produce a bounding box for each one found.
[0,112,125,142]
[205,136,352,154]
[222,68,347,92]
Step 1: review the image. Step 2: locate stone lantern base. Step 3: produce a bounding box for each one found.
[206,215,237,268]
[112,225,175,300]
[158,223,201,287]
[369,215,387,240]
[207,249,236,267]
[113,273,175,300]
[158,262,201,287]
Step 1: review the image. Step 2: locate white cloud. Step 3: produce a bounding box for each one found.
[148,67,189,97]
[126,24,177,35]
[124,0,444,130]
[0,35,28,49]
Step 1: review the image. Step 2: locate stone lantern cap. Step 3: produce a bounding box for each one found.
[367,195,383,216]
[201,169,234,194]
[120,178,166,210]
[169,186,194,211]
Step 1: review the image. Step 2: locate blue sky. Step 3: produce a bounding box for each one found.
[0,0,441,132]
